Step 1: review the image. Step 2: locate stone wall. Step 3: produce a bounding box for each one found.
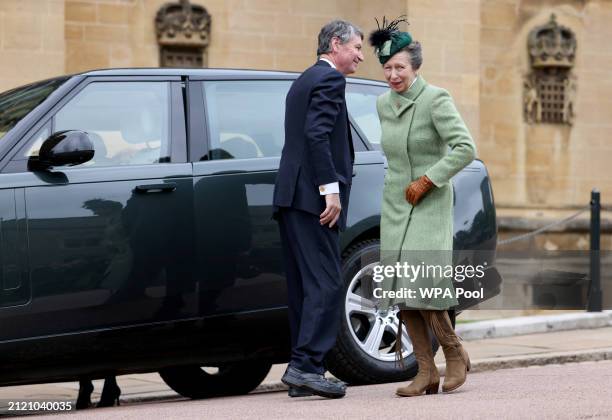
[480,0,612,209]
[64,0,161,72]
[0,0,65,92]
[179,0,405,79]
[61,0,406,77]
[406,0,482,148]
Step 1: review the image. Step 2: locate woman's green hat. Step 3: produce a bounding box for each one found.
[369,16,412,64]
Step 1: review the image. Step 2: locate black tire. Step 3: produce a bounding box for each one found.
[159,362,271,399]
[325,239,438,385]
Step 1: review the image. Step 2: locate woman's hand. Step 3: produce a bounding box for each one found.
[405,175,435,205]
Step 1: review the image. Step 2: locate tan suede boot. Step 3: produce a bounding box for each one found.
[395,310,440,397]
[421,310,471,393]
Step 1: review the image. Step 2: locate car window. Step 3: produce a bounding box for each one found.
[203,80,291,160]
[351,125,367,152]
[21,122,52,158]
[22,82,171,166]
[346,83,388,150]
[0,77,67,140]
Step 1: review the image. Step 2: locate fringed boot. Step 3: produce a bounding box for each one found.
[395,310,440,397]
[421,310,471,393]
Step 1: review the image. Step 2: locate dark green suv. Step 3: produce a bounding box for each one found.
[0,69,500,398]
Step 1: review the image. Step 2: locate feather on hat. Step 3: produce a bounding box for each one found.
[369,16,412,64]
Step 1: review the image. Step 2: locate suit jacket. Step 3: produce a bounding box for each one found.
[273,60,354,230]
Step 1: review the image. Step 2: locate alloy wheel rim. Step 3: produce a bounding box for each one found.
[344,262,413,362]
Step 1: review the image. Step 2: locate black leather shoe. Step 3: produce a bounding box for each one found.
[281,367,346,399]
[288,386,313,397]
[329,377,348,388]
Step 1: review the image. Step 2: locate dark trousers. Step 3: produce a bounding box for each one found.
[278,207,343,375]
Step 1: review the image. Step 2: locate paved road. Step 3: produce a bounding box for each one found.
[6,326,612,405]
[39,360,612,420]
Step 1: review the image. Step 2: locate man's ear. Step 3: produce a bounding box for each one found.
[330,36,340,53]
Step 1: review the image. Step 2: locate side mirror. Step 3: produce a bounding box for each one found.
[30,130,95,169]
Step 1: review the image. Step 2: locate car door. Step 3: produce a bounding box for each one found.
[0,77,196,341]
[0,189,28,309]
[0,78,71,313]
[189,79,291,318]
[189,78,377,318]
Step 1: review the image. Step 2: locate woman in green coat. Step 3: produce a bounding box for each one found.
[369,18,476,397]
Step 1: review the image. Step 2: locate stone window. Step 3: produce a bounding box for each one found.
[537,70,565,124]
[161,46,204,68]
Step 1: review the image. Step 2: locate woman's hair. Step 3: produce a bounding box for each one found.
[399,41,423,71]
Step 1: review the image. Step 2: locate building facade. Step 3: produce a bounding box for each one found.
[1,0,611,248]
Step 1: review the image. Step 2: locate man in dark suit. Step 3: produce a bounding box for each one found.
[274,20,364,399]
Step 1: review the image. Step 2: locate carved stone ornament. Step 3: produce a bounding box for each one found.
[523,74,541,124]
[524,14,577,125]
[528,14,576,68]
[155,0,211,68]
[155,0,211,47]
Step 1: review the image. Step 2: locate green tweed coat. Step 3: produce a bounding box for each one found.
[376,76,477,310]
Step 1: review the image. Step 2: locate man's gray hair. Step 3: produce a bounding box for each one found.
[317,20,363,56]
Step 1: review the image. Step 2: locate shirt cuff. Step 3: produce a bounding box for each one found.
[319,182,339,195]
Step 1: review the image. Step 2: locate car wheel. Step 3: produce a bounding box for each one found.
[159,362,272,399]
[325,239,438,385]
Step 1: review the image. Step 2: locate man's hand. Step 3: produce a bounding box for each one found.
[320,193,341,228]
[405,175,435,206]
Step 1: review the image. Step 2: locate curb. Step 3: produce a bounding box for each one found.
[455,311,612,341]
[120,392,184,404]
[119,347,612,404]
[255,347,612,392]
[463,347,612,374]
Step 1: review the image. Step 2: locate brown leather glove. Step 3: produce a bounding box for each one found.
[405,175,435,206]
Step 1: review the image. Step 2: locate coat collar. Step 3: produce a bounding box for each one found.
[401,75,427,101]
[388,76,427,117]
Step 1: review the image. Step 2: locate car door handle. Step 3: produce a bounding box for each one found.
[134,183,177,193]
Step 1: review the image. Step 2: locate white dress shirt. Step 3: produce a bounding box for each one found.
[408,75,419,90]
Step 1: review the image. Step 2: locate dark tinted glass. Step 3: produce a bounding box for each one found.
[203,80,291,160]
[346,83,387,150]
[0,77,68,140]
[51,82,171,167]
